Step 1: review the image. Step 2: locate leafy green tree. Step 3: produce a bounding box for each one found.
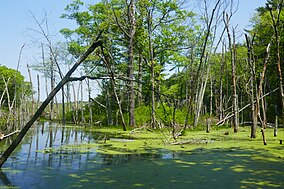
[0,65,32,108]
[60,0,196,128]
[250,0,284,123]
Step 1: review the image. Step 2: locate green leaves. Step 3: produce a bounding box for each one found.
[0,65,30,107]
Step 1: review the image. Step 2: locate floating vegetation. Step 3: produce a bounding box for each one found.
[34,126,284,159]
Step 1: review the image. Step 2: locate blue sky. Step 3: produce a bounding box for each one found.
[0,0,95,77]
[0,0,267,80]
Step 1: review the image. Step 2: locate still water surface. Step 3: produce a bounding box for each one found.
[0,122,177,188]
[1,122,283,188]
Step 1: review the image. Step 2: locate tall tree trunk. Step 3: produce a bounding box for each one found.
[138,54,143,106]
[147,10,156,129]
[80,80,84,124]
[224,13,238,132]
[192,0,221,127]
[128,0,136,127]
[106,83,112,125]
[37,74,40,109]
[258,42,271,129]
[219,43,225,121]
[67,81,71,112]
[62,85,66,125]
[71,82,78,124]
[245,34,257,138]
[27,64,35,115]
[13,43,26,127]
[50,51,54,120]
[87,79,93,125]
[184,49,195,128]
[194,64,210,127]
[207,72,213,133]
[232,29,239,133]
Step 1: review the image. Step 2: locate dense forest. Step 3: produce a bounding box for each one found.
[0,0,284,164]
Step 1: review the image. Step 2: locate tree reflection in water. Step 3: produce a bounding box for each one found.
[0,169,12,187]
[0,121,172,188]
[0,122,283,189]
[0,122,97,186]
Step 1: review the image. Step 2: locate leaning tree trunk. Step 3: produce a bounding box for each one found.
[0,39,102,167]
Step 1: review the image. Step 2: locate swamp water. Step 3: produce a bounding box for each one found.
[0,122,283,189]
[0,122,179,189]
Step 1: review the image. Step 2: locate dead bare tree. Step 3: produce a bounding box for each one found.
[29,11,65,120]
[37,74,40,109]
[193,0,222,127]
[219,41,226,121]
[27,64,35,115]
[257,41,271,129]
[224,11,239,132]
[245,34,257,138]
